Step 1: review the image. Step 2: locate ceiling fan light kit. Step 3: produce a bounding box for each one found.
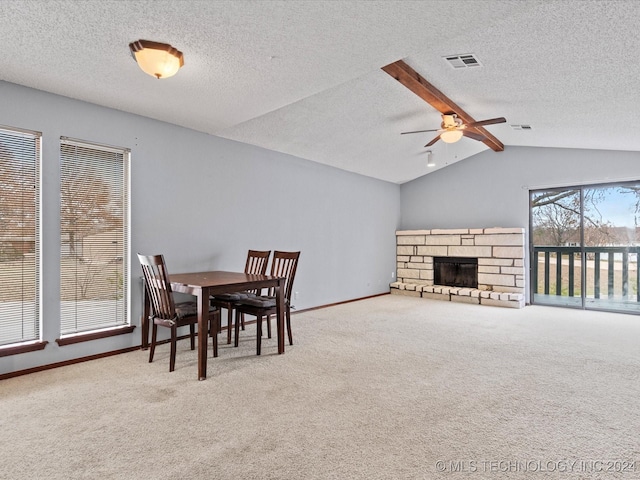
[129,40,184,79]
[440,128,464,143]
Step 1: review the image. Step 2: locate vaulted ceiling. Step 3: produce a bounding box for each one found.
[1,0,639,183]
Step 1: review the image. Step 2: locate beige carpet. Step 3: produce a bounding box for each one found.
[1,295,640,479]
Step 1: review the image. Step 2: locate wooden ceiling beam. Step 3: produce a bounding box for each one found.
[381,59,504,152]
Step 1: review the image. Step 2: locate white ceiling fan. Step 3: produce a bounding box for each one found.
[382,59,506,152]
[401,113,507,147]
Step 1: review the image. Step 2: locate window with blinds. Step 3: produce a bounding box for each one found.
[0,126,40,347]
[60,138,129,335]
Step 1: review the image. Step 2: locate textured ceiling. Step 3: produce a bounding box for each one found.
[1,0,639,183]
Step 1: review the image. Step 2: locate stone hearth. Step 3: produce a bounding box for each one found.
[390,227,525,308]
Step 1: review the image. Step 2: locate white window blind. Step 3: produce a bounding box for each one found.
[0,126,40,346]
[60,138,129,335]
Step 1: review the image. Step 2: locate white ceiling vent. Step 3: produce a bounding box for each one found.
[510,124,532,130]
[443,54,482,69]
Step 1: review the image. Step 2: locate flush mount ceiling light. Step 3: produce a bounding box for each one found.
[129,40,184,79]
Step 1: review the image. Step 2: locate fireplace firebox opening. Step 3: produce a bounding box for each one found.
[434,257,478,289]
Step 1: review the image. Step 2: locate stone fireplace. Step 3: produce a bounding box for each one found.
[390,227,525,308]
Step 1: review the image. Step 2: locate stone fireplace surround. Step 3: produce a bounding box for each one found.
[390,227,526,308]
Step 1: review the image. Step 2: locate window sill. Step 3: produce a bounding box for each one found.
[56,325,136,346]
[0,341,48,358]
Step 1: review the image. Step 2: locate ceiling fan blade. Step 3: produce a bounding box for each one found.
[465,117,506,128]
[424,135,441,147]
[462,130,486,141]
[401,128,440,135]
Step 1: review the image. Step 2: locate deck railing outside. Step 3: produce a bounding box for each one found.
[532,246,640,301]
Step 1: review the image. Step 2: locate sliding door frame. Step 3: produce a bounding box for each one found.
[530,180,640,315]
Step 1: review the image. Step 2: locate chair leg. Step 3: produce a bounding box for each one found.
[208,314,216,357]
[149,322,158,363]
[241,312,245,330]
[170,326,178,372]
[234,310,241,347]
[266,314,271,339]
[286,307,293,345]
[189,323,196,350]
[226,306,233,344]
[212,312,219,358]
[256,314,262,356]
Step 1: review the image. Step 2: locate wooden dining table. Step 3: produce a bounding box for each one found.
[141,270,286,380]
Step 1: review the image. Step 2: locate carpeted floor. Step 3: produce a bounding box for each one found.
[1,295,640,479]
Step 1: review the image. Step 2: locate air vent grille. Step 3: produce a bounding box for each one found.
[510,124,532,130]
[443,54,482,69]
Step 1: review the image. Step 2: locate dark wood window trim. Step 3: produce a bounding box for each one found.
[56,325,136,346]
[0,341,48,358]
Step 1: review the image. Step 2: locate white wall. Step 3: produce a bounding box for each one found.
[400,145,640,301]
[0,81,401,374]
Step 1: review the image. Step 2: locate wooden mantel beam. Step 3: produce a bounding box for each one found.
[381,59,504,152]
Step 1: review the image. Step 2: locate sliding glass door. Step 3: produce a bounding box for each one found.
[531,181,640,314]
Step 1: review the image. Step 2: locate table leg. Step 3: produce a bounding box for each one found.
[276,279,285,354]
[198,287,209,380]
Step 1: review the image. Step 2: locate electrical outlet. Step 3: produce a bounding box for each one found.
[391,272,395,278]
[294,291,299,300]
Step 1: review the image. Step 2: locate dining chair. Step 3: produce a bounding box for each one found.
[234,251,300,355]
[138,253,220,372]
[210,249,271,344]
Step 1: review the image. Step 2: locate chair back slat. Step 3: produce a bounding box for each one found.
[138,253,176,320]
[245,250,271,295]
[245,250,270,275]
[269,251,300,302]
